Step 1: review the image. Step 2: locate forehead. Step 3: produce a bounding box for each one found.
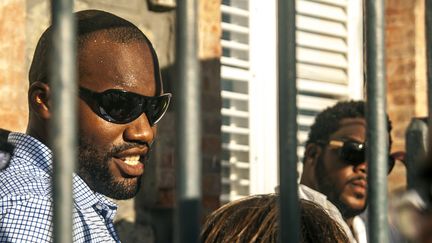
[329,118,366,142]
[78,33,157,95]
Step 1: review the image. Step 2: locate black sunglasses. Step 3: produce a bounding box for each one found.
[79,86,171,125]
[317,140,395,174]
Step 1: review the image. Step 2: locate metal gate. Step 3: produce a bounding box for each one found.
[47,0,432,242]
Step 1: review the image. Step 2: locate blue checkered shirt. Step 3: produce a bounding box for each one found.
[0,132,121,242]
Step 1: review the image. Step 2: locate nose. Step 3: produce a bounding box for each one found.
[123,114,155,146]
[354,161,367,174]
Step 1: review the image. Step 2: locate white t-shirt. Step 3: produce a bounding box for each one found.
[352,216,367,243]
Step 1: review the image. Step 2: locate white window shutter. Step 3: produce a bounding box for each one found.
[296,0,363,162]
[220,0,251,203]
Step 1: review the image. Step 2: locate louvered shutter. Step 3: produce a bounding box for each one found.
[296,0,363,161]
[220,0,251,203]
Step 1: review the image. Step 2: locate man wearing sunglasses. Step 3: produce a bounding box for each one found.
[0,10,170,242]
[300,100,397,243]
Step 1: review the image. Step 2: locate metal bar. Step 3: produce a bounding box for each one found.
[427,0,432,123]
[50,0,77,243]
[175,0,201,242]
[278,0,299,242]
[365,0,388,242]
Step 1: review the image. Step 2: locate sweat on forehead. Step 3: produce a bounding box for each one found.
[28,9,161,88]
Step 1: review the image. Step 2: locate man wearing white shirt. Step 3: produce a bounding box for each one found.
[299,101,396,243]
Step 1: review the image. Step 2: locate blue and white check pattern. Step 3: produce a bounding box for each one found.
[0,133,121,242]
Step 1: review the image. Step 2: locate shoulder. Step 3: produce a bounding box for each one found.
[0,156,53,242]
[299,184,324,201]
[299,184,340,216]
[0,156,51,198]
[0,196,53,242]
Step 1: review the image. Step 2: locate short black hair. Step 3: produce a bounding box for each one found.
[29,9,161,88]
[305,100,392,148]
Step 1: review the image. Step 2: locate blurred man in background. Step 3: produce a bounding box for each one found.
[300,100,396,243]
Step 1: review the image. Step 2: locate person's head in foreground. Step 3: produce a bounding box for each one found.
[201,195,349,243]
[27,9,170,199]
[300,100,393,224]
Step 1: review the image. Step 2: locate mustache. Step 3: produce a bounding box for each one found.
[108,141,153,156]
[347,175,367,184]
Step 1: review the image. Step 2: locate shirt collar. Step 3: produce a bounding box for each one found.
[352,216,367,243]
[299,184,358,243]
[73,174,117,214]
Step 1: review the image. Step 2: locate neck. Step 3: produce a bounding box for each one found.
[300,175,317,190]
[26,123,49,147]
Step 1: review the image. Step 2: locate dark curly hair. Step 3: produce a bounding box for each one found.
[305,100,392,152]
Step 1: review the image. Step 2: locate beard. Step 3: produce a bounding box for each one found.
[315,155,366,219]
[77,138,142,200]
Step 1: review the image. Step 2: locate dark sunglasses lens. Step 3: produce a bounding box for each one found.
[145,95,170,125]
[100,92,142,123]
[340,142,365,165]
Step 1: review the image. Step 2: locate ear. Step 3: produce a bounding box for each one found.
[304,143,322,166]
[301,143,323,187]
[28,81,51,120]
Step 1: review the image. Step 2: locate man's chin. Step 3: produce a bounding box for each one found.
[337,199,367,219]
[98,176,142,200]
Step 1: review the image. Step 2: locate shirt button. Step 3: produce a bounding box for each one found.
[95,204,103,211]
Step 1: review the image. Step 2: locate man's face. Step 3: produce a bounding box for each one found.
[77,34,158,200]
[315,118,367,218]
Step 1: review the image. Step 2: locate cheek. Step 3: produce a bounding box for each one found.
[332,167,353,191]
[323,152,351,188]
[78,102,97,130]
[78,102,124,147]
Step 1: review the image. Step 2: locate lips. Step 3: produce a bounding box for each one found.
[349,178,367,195]
[113,148,149,177]
[351,179,366,188]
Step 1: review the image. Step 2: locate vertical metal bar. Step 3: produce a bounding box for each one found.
[427,0,432,122]
[50,0,77,243]
[366,0,388,242]
[175,0,201,242]
[278,0,299,242]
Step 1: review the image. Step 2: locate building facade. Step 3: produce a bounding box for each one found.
[0,0,427,242]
